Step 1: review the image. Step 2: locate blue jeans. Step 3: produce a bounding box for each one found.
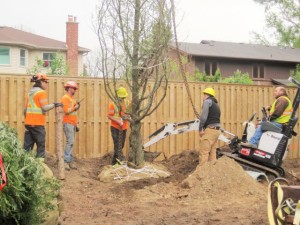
[64,123,76,163]
[249,121,283,146]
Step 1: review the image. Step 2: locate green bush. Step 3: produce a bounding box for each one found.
[0,123,60,225]
[189,68,222,82]
[291,64,300,82]
[220,70,253,84]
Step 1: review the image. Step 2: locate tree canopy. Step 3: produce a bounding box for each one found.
[253,0,300,47]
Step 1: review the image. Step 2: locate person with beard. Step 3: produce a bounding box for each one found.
[61,81,80,170]
[243,86,292,148]
[198,87,221,166]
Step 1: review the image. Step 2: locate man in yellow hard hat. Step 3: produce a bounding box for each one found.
[108,87,131,165]
[198,87,221,166]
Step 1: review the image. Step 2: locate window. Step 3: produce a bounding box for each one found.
[253,64,264,78]
[43,52,55,67]
[20,49,26,66]
[0,47,10,65]
[204,61,218,75]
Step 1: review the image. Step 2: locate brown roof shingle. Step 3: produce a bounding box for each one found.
[0,26,89,53]
[171,40,300,63]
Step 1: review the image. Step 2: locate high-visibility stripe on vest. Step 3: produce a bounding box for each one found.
[24,89,47,126]
[108,99,130,130]
[270,96,292,124]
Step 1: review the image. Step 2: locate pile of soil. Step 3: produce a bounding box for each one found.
[45,150,300,225]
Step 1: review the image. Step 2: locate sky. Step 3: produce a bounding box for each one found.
[1,0,266,50]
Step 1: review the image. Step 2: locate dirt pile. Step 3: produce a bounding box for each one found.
[182,157,266,200]
[47,150,299,224]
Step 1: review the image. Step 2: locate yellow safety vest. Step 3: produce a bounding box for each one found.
[270,96,292,124]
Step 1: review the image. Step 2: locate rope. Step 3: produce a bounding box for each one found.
[112,162,171,181]
[170,0,200,119]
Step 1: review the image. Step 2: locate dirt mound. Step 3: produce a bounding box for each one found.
[182,157,266,199]
[44,150,300,225]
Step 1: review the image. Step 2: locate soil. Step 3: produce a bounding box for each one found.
[45,150,300,225]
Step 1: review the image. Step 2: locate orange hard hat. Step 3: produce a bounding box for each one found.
[64,81,79,90]
[31,73,49,82]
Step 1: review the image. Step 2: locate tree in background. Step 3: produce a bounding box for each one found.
[95,0,172,167]
[27,54,69,75]
[253,0,300,47]
[291,64,300,81]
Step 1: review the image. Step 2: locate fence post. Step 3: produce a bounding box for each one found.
[55,106,65,180]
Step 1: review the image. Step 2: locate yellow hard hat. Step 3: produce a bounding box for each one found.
[117,87,128,98]
[203,88,215,97]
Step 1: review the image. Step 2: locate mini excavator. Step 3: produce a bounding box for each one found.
[143,77,300,179]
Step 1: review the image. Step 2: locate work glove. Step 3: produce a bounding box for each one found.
[54,103,63,107]
[74,103,80,111]
[75,126,80,132]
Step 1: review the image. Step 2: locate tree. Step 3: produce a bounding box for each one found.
[27,54,69,75]
[95,0,173,167]
[253,0,300,47]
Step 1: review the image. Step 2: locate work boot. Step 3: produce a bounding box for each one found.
[69,162,78,170]
[65,163,70,171]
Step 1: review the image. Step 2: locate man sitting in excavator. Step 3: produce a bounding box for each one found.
[243,86,292,148]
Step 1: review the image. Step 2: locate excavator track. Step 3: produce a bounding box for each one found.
[219,151,280,178]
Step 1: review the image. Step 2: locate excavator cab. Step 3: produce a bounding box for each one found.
[236,77,300,177]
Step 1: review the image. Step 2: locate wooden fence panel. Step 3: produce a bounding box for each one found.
[0,74,299,159]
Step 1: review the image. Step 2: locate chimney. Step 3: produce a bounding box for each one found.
[66,15,78,76]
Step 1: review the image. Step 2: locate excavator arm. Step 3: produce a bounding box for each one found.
[143,119,235,149]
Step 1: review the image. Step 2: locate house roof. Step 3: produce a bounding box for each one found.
[271,79,291,86]
[170,40,300,63]
[0,26,90,53]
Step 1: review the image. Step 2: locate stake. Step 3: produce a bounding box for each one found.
[55,105,65,180]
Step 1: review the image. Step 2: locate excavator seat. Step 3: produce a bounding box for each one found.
[261,121,282,133]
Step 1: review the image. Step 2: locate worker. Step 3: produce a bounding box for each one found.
[108,87,131,165]
[61,81,80,170]
[198,87,221,166]
[24,74,62,158]
[243,86,292,148]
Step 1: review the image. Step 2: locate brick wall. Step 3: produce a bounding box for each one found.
[66,15,79,76]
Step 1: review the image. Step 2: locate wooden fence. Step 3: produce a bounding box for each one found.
[1,74,300,159]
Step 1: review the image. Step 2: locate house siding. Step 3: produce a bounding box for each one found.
[193,56,297,85]
[0,46,85,75]
[0,46,27,74]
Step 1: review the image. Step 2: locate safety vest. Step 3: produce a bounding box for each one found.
[109,99,130,130]
[61,94,77,125]
[270,96,292,124]
[24,89,47,126]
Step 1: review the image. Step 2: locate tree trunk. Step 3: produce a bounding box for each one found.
[128,120,144,167]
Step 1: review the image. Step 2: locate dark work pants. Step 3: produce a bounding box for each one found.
[24,125,46,158]
[111,126,127,164]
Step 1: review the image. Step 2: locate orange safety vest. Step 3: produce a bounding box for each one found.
[108,99,130,130]
[61,94,77,126]
[24,89,48,126]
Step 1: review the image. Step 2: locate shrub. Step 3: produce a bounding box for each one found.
[220,70,253,84]
[0,123,60,225]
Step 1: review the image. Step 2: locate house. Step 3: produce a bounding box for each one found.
[169,40,300,85]
[0,15,90,76]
